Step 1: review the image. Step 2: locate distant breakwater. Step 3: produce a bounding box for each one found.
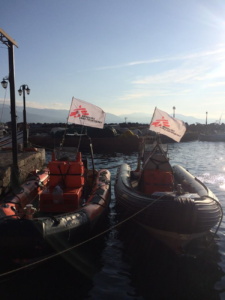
[29,132,198,153]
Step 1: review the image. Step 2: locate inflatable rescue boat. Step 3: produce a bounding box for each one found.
[0,147,111,257]
[114,137,222,254]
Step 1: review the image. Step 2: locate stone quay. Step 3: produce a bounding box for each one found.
[0,148,45,196]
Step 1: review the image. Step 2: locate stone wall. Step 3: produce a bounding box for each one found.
[0,148,45,196]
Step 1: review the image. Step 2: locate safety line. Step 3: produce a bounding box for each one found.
[0,194,164,277]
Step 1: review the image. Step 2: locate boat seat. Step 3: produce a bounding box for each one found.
[140,169,174,194]
[48,160,84,188]
[40,186,83,212]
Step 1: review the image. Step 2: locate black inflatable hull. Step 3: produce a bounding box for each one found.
[114,163,221,252]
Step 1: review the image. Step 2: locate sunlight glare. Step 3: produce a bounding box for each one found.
[197,173,225,189]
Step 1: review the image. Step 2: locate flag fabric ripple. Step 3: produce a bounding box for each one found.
[149,107,186,142]
[68,97,106,129]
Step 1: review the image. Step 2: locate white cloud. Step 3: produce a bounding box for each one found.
[117,88,191,101]
[203,82,225,88]
[94,46,225,71]
[132,67,209,85]
[91,45,225,114]
[25,101,68,110]
[0,98,10,105]
[94,59,163,70]
[114,44,225,105]
[51,102,66,108]
[0,99,68,110]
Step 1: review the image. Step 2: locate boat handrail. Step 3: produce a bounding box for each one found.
[194,176,210,195]
[54,147,78,161]
[142,139,173,173]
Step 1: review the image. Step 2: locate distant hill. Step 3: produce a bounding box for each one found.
[105,113,124,123]
[0,104,215,125]
[0,105,67,123]
[119,112,214,125]
[0,105,124,124]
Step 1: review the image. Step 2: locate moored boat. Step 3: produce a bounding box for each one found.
[0,97,111,259]
[199,132,225,141]
[28,131,198,153]
[0,130,24,149]
[114,108,223,254]
[0,146,111,258]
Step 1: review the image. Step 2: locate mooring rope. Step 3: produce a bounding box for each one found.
[0,194,165,278]
[201,195,223,245]
[177,195,223,258]
[0,171,223,275]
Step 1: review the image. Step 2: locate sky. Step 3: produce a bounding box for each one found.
[1,0,225,121]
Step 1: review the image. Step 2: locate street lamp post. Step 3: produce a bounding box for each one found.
[173,106,176,118]
[18,85,30,148]
[0,28,20,188]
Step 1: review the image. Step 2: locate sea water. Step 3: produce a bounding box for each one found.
[1,140,225,300]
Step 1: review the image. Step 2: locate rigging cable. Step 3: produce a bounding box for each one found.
[0,84,8,124]
[77,125,84,152]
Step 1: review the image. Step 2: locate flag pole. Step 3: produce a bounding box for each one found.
[77,124,84,152]
[60,97,74,149]
[88,135,96,180]
[149,107,160,143]
[77,121,96,180]
[150,106,157,126]
[65,97,106,179]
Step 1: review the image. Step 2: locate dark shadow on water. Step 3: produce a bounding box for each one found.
[1,208,224,300]
[0,222,109,300]
[117,217,225,300]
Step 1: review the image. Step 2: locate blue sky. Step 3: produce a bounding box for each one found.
[1,0,225,121]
